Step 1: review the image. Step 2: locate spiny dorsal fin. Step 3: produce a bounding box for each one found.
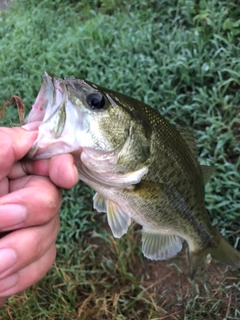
[178,127,199,158]
[142,227,182,260]
[201,165,215,185]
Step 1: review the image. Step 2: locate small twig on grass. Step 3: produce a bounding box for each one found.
[225,293,232,319]
[0,95,25,125]
[151,311,180,320]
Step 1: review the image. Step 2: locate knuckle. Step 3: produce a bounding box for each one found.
[45,194,59,210]
[29,179,62,224]
[40,182,62,212]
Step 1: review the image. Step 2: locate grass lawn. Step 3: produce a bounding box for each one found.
[0,0,240,319]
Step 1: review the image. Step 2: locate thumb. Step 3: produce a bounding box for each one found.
[0,127,38,180]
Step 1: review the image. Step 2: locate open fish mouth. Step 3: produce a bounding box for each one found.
[26,72,60,123]
[26,72,82,159]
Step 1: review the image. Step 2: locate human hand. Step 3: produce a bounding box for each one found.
[0,126,78,305]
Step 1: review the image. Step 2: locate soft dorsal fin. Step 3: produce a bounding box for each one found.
[178,127,198,158]
[93,192,131,238]
[142,227,182,260]
[178,127,216,184]
[201,165,215,185]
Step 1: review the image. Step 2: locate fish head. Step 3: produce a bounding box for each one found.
[26,73,150,182]
[27,72,135,160]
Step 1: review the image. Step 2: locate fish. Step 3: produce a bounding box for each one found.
[25,72,240,279]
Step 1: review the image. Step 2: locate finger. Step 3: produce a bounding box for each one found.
[0,176,61,231]
[0,214,60,282]
[0,178,9,197]
[0,244,56,297]
[49,154,79,188]
[9,154,79,189]
[22,121,41,131]
[0,127,38,181]
[7,159,50,180]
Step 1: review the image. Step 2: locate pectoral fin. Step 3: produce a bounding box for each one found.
[93,192,107,212]
[93,192,131,238]
[142,227,182,260]
[106,200,131,238]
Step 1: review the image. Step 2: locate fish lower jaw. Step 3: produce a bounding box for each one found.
[27,138,82,160]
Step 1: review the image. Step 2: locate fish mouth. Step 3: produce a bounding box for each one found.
[39,72,67,139]
[26,72,81,159]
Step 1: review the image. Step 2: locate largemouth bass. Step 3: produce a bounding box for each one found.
[25,72,240,279]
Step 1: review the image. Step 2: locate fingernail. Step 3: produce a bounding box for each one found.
[22,122,40,130]
[21,123,32,130]
[0,274,18,293]
[0,205,26,229]
[0,249,17,274]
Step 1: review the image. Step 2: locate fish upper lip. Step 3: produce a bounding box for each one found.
[25,73,68,158]
[36,73,67,138]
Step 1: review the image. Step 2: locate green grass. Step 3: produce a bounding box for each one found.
[0,0,240,319]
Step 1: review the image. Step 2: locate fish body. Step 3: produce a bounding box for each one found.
[26,72,240,278]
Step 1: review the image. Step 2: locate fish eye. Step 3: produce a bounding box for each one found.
[86,92,106,110]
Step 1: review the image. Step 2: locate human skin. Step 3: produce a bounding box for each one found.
[0,126,79,305]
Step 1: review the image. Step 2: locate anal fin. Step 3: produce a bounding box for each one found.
[142,228,182,260]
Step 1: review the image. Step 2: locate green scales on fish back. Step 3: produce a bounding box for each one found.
[26,73,240,279]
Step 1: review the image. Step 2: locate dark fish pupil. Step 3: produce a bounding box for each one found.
[86,92,105,109]
[91,97,101,107]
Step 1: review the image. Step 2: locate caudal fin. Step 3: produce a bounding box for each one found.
[189,233,240,280]
[209,234,240,269]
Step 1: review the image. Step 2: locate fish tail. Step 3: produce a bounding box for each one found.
[189,232,240,280]
[209,233,240,269]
